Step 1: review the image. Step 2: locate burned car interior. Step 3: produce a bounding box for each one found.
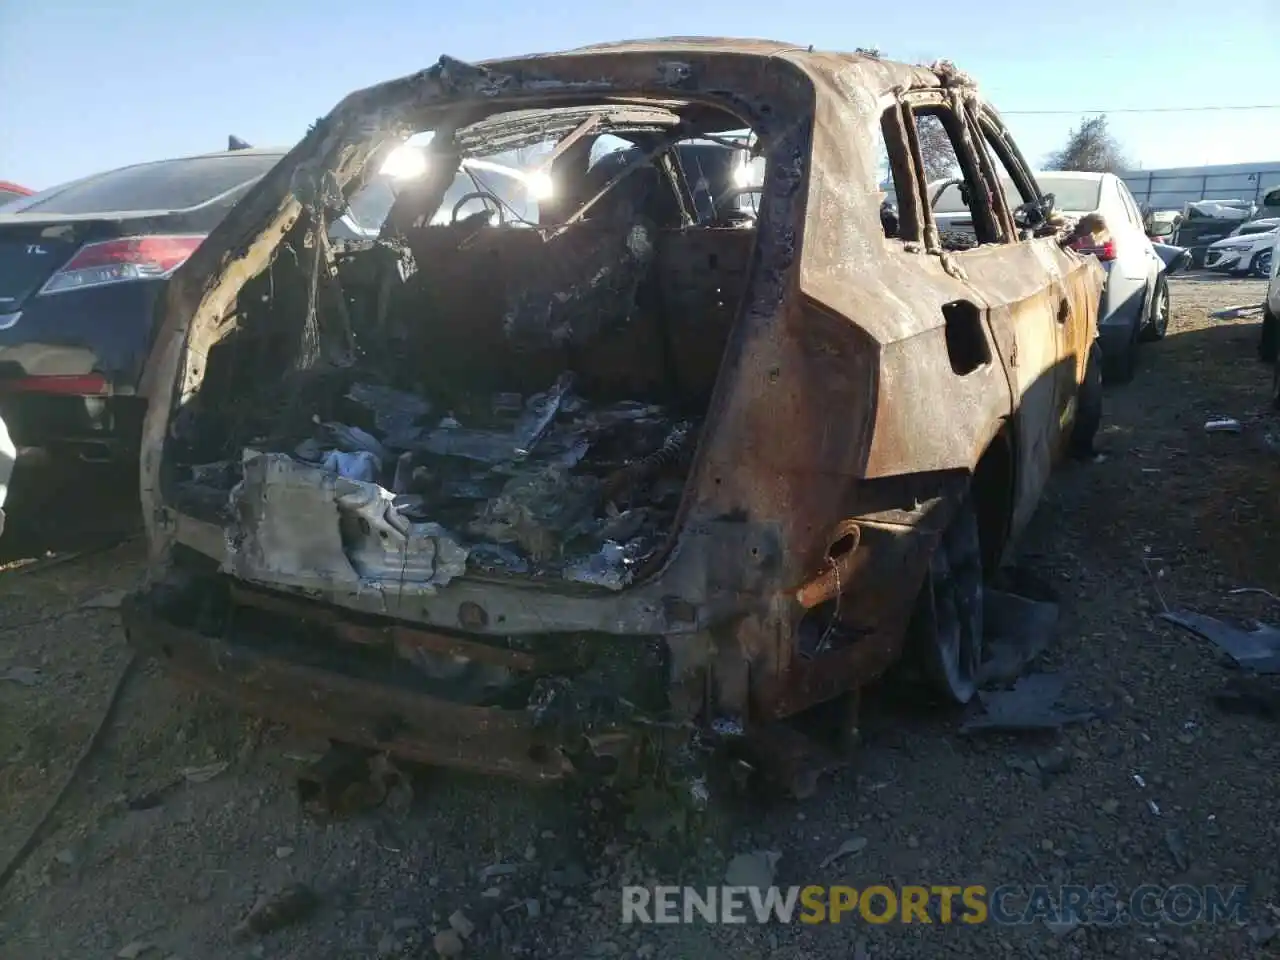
[167,102,767,592]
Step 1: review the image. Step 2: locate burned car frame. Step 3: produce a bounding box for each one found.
[125,40,1104,792]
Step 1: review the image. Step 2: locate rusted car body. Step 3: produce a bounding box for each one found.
[123,39,1104,790]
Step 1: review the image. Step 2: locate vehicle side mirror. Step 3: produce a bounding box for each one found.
[880,199,899,239]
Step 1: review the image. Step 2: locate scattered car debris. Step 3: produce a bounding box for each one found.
[478,863,522,883]
[297,745,410,817]
[1165,827,1190,871]
[976,588,1059,686]
[1035,746,1072,776]
[1043,917,1081,937]
[1159,610,1280,672]
[231,883,319,942]
[819,836,868,869]
[1209,304,1263,321]
[1005,756,1041,778]
[1006,747,1071,786]
[180,761,229,784]
[1248,924,1278,946]
[0,666,40,686]
[723,850,781,891]
[448,909,476,939]
[960,673,1098,733]
[82,588,129,610]
[1204,418,1242,433]
[1228,587,1280,605]
[116,940,156,959]
[1211,675,1280,720]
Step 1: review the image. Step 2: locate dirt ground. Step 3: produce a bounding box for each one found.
[2,274,1279,960]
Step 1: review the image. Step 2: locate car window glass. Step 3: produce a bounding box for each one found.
[1117,182,1144,228]
[13,154,284,215]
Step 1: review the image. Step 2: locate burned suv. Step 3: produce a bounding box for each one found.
[125,40,1104,793]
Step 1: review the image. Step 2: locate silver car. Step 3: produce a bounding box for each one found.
[933,170,1179,382]
[0,412,12,538]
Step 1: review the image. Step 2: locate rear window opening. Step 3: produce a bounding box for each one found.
[170,101,773,593]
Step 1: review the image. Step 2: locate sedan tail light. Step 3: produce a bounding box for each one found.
[38,235,206,295]
[1072,238,1117,261]
[1066,212,1117,262]
[0,374,109,395]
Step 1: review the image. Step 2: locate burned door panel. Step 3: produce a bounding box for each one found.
[950,241,1063,540]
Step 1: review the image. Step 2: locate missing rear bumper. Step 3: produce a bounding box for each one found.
[121,592,612,781]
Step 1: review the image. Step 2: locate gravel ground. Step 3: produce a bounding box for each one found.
[2,274,1279,960]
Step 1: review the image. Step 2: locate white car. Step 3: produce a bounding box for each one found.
[0,412,11,538]
[1263,232,1280,368]
[931,170,1174,382]
[1269,232,1280,316]
[1204,218,1278,278]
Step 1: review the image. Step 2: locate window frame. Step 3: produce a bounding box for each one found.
[900,89,1005,248]
[969,107,1048,243]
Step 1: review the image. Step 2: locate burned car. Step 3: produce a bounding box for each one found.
[124,40,1104,794]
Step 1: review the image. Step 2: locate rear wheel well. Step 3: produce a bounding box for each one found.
[970,429,1014,575]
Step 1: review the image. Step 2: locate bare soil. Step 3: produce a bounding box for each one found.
[1,275,1278,960]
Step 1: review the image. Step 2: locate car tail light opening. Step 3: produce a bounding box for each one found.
[37,234,206,295]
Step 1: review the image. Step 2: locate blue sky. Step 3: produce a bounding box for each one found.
[1,0,1277,190]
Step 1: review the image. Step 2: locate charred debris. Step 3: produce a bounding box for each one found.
[168,101,764,593]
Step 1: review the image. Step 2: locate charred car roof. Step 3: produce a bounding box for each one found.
[150,39,999,405]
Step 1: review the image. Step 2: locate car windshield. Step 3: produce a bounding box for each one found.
[343,161,541,235]
[8,153,284,215]
[1235,222,1279,236]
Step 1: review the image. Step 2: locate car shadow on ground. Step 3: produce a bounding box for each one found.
[0,459,141,566]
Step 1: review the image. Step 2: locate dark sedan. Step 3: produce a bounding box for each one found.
[0,182,33,204]
[0,148,286,464]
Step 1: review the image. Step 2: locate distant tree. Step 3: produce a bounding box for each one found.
[915,115,958,182]
[856,47,956,183]
[1044,115,1129,173]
